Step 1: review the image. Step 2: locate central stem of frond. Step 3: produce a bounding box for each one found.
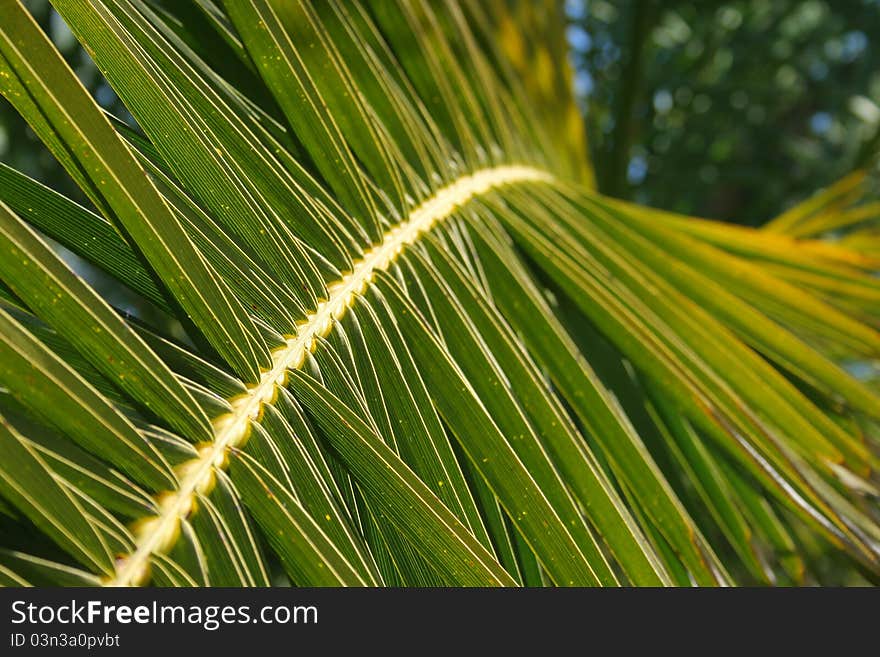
[106,164,553,587]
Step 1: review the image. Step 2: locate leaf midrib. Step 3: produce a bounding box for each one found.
[106,164,553,587]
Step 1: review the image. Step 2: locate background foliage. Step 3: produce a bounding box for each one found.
[570,0,880,223]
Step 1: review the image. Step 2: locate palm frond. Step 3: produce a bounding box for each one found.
[0,0,878,587]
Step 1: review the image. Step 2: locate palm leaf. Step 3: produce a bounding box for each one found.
[0,0,877,587]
